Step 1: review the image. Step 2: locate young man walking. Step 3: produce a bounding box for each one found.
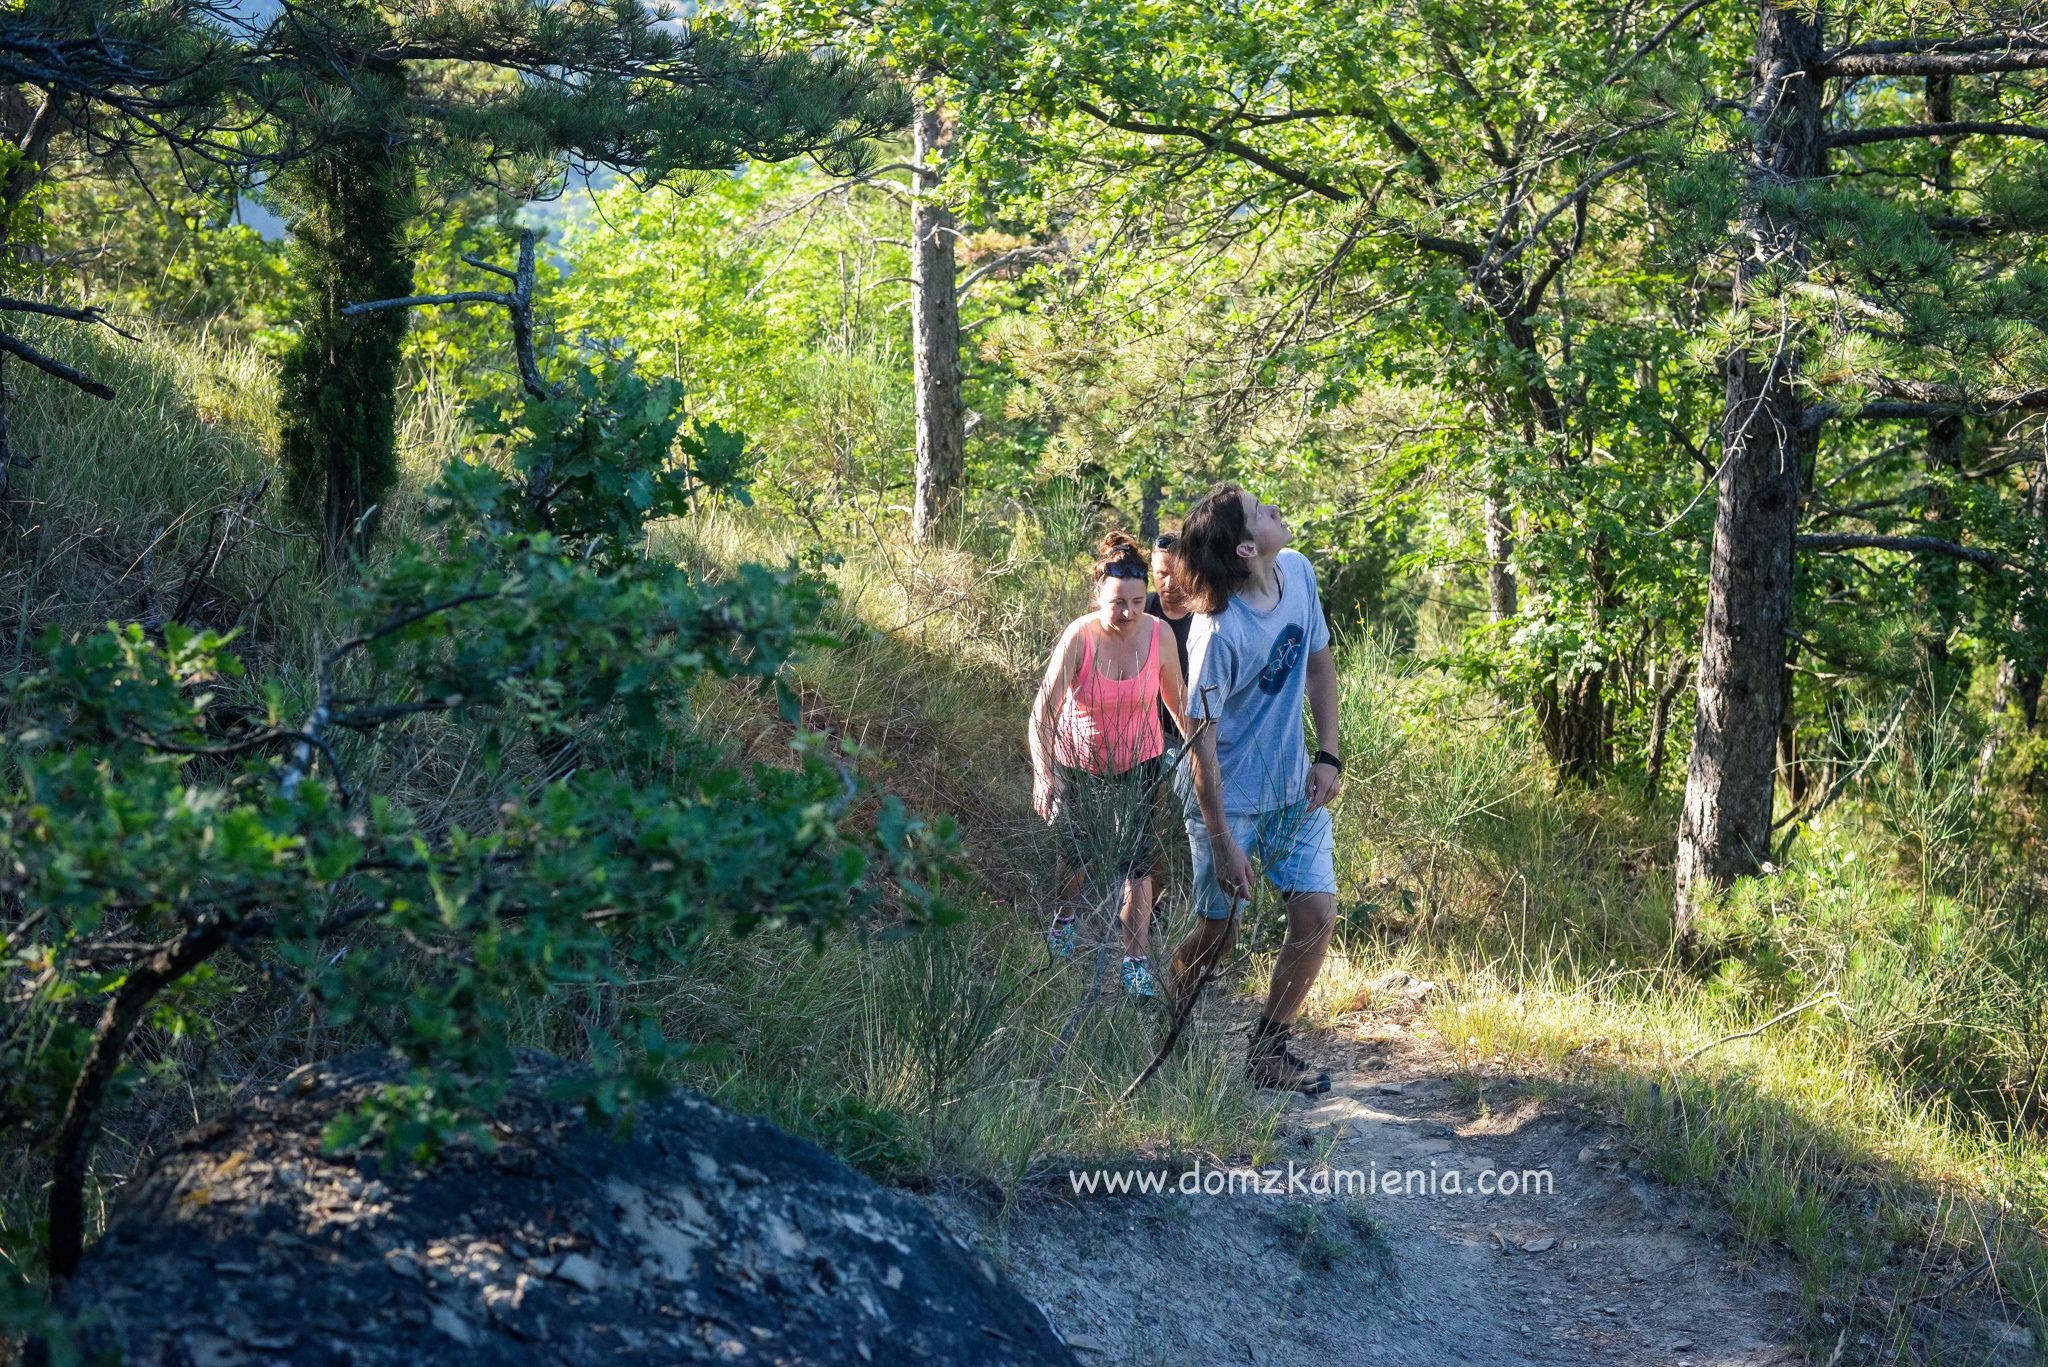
[1168,484,1342,1094]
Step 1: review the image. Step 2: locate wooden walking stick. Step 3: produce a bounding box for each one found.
[1116,691,1230,1104]
[1117,891,1242,1105]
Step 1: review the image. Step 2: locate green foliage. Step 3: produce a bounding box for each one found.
[549,166,922,521]
[37,151,291,338]
[470,363,754,548]
[0,362,957,1307]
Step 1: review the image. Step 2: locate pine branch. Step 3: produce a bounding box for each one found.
[1810,382,2048,423]
[1827,121,2048,147]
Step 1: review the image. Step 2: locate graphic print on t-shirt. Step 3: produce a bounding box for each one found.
[1257,623,1306,695]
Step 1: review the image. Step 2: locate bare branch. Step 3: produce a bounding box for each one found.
[1818,48,2048,77]
[1070,98,1354,204]
[1602,0,1731,88]
[0,330,114,400]
[341,289,517,315]
[344,230,550,401]
[956,243,1061,300]
[49,918,232,1279]
[1489,152,1651,274]
[0,297,142,341]
[1796,532,2004,569]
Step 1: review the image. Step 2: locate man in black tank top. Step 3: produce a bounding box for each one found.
[1144,535,1195,924]
[1146,535,1194,737]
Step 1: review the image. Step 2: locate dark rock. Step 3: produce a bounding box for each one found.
[63,1054,1074,1366]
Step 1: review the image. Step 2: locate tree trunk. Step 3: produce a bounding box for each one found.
[1646,654,1692,789]
[1,89,65,210]
[1777,644,1808,809]
[1976,450,2048,788]
[1484,488,1517,621]
[275,88,413,567]
[1536,664,1606,785]
[1674,0,1823,941]
[909,95,963,545]
[1927,75,1955,196]
[1140,476,1162,544]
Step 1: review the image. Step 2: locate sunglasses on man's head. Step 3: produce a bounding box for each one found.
[1103,562,1149,581]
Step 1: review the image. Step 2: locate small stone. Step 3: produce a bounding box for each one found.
[181,1332,242,1367]
[553,1252,606,1293]
[1064,1334,1108,1354]
[429,1305,476,1346]
[1375,1083,1406,1096]
[1670,1341,1694,1353]
[1521,1237,1556,1253]
[1576,1147,1596,1164]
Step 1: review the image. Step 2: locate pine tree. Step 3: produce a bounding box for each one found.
[1674,7,2048,935]
[258,0,907,561]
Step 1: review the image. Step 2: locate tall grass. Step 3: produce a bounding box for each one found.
[16,328,2046,1360]
[664,496,2048,1355]
[2,325,311,660]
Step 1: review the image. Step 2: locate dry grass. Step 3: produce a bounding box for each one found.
[13,329,2045,1362]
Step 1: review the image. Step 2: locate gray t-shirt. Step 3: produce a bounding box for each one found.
[1182,548,1332,817]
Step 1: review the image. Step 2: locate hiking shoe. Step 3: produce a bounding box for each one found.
[1046,916,1076,960]
[1247,1029,1330,1095]
[1121,957,1157,999]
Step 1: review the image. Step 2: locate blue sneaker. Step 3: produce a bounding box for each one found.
[1047,916,1076,960]
[1121,957,1157,999]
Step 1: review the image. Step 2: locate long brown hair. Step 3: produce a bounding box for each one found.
[1091,530,1149,585]
[1176,484,1251,612]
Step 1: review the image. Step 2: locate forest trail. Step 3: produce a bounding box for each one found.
[939,1009,1817,1366]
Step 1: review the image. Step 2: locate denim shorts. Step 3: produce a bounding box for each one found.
[1185,802,1337,919]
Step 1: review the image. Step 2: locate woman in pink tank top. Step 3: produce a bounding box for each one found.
[1028,533,1189,997]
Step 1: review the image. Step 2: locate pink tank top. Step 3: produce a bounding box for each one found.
[1053,620,1165,775]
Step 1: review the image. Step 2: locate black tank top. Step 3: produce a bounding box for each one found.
[1144,591,1193,737]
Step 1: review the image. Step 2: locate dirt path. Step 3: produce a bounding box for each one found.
[935,1013,1811,1366]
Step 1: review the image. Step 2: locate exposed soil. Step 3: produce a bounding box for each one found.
[937,1005,1816,1367]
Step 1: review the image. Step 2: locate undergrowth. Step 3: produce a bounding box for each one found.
[9,332,2048,1365]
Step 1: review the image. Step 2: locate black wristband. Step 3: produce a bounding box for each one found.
[1313,749,1342,773]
